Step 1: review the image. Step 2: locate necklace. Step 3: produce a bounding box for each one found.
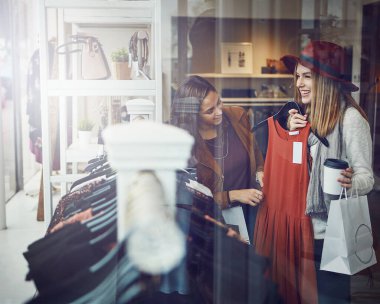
[206,128,229,160]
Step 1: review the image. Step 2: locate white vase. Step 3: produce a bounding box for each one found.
[78,131,92,148]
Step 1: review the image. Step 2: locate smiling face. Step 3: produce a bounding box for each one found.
[296,63,313,104]
[198,91,223,129]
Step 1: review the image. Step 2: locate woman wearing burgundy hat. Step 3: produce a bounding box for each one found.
[283,41,374,303]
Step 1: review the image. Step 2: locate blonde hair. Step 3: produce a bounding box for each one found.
[294,67,367,137]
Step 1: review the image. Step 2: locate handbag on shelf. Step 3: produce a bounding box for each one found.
[129,31,149,79]
[320,187,377,275]
[56,35,111,80]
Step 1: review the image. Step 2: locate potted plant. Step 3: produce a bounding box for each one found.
[78,119,94,147]
[111,47,131,80]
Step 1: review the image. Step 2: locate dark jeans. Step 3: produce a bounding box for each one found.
[314,239,351,304]
[242,204,258,244]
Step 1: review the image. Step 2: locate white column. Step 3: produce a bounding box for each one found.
[0,97,6,230]
[103,120,193,238]
[125,98,155,122]
[103,121,194,273]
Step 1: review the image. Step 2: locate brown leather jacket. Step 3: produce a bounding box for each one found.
[195,106,264,209]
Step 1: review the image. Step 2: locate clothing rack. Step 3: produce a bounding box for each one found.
[23,121,282,302]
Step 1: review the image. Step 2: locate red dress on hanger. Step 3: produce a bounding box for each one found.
[254,117,317,304]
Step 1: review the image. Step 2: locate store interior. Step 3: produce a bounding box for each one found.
[0,0,380,303]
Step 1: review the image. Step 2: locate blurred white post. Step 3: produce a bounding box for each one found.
[0,100,7,230]
[103,121,194,274]
[125,98,155,122]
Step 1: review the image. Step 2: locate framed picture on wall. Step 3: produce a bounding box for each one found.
[221,42,253,74]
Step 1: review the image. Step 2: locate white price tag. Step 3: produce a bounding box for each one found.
[293,142,302,164]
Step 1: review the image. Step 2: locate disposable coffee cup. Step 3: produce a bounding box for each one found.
[323,158,349,195]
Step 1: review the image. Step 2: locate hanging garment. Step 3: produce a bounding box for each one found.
[46,179,106,233]
[26,41,61,169]
[187,201,280,304]
[25,238,153,304]
[254,117,317,304]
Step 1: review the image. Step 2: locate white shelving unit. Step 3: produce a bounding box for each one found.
[39,0,162,224]
[188,73,293,79]
[192,73,293,107]
[221,97,291,107]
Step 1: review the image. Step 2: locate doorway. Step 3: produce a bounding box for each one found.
[0,0,19,200]
[360,0,380,178]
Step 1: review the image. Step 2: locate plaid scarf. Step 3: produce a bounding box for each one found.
[306,120,342,218]
[172,97,200,114]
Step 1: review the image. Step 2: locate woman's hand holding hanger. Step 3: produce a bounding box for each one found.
[288,110,354,189]
[288,109,308,131]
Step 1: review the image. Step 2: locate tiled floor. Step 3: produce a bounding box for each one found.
[0,172,45,304]
[0,171,379,303]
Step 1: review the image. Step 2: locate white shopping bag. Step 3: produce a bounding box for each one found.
[320,189,377,275]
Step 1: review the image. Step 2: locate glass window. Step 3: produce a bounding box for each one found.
[163,1,380,303]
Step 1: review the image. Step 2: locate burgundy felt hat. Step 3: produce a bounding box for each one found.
[280,41,359,92]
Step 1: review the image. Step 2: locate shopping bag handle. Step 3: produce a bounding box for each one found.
[350,179,359,199]
[338,187,348,200]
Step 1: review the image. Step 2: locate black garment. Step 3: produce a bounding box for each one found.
[24,175,155,303]
[26,239,154,304]
[314,239,350,304]
[187,199,281,304]
[24,223,113,293]
[27,237,107,294]
[214,233,282,304]
[26,222,87,254]
[26,240,123,304]
[135,291,195,304]
[26,42,61,168]
[24,192,118,292]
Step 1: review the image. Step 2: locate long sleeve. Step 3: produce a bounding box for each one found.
[312,107,374,239]
[342,107,374,195]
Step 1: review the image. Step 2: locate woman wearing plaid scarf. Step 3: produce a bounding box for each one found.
[283,41,374,303]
